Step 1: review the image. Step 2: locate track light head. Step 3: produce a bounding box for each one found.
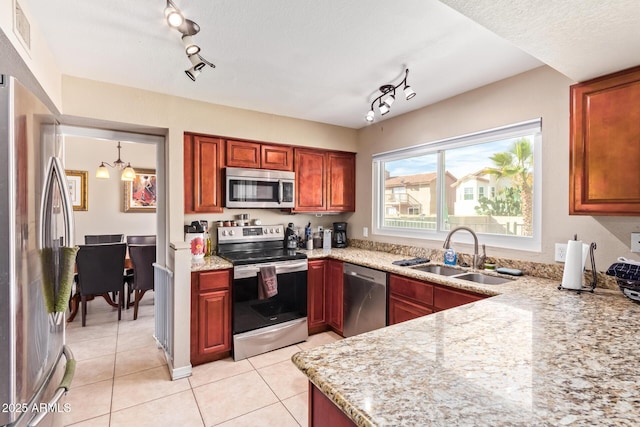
[185,67,201,81]
[365,110,375,123]
[379,103,390,116]
[182,35,200,55]
[404,85,416,100]
[164,1,184,28]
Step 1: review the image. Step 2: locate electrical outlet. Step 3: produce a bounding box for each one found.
[632,232,640,253]
[555,243,568,262]
[363,227,369,238]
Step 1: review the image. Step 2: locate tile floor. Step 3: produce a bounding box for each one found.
[63,295,341,426]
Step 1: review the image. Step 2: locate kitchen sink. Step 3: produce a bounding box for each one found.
[452,272,513,285]
[411,265,464,276]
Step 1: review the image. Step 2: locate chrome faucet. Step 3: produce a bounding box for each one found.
[443,226,486,270]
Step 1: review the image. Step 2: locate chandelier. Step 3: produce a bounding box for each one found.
[365,68,416,123]
[96,141,136,181]
[164,0,216,81]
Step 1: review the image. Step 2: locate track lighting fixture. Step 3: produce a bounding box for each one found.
[164,0,216,81]
[365,69,416,123]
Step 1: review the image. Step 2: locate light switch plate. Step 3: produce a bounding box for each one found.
[632,232,640,253]
[363,227,368,238]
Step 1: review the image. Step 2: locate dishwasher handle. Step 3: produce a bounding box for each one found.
[343,263,387,285]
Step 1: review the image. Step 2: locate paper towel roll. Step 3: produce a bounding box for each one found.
[561,240,584,289]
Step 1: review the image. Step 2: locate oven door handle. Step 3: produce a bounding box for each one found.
[234,260,308,278]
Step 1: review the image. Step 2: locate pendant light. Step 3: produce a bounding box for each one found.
[95,141,136,181]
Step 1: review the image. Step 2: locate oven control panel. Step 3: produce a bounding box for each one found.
[218,224,284,242]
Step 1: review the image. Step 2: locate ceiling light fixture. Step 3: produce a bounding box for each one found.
[365,68,416,123]
[164,0,215,81]
[96,141,136,181]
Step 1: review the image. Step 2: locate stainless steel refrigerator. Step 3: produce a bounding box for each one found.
[0,76,76,427]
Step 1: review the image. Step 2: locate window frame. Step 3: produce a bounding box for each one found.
[372,119,542,252]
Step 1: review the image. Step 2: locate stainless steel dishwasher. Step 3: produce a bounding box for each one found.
[343,263,388,337]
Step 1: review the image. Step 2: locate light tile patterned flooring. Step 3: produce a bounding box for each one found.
[63,296,341,426]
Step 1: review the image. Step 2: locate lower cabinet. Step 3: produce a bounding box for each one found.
[388,273,486,325]
[191,269,232,366]
[307,259,344,336]
[309,383,356,427]
[326,259,344,335]
[307,260,327,334]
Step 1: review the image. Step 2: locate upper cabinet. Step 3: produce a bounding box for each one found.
[184,133,224,213]
[570,66,640,215]
[294,148,355,213]
[226,139,293,171]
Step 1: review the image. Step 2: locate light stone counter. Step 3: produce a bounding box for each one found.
[292,248,640,426]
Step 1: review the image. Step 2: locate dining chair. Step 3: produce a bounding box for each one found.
[84,234,124,244]
[75,242,127,326]
[127,244,156,320]
[126,235,156,245]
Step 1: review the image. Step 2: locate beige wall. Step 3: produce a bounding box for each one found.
[60,76,358,245]
[352,66,640,271]
[64,136,157,245]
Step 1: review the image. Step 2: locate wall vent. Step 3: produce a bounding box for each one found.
[14,0,31,51]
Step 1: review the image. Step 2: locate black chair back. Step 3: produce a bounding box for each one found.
[126,235,156,245]
[76,243,127,295]
[128,245,156,292]
[84,234,124,244]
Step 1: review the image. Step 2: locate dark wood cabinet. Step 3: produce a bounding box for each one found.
[388,273,485,324]
[326,151,356,212]
[309,383,356,427]
[388,274,434,325]
[226,139,294,171]
[184,134,224,213]
[307,260,327,334]
[433,285,484,311]
[326,260,344,334]
[190,269,232,365]
[294,148,355,213]
[570,65,640,215]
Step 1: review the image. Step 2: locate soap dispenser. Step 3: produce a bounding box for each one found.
[444,248,457,266]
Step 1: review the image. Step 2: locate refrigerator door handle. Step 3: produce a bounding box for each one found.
[27,346,76,427]
[38,157,74,250]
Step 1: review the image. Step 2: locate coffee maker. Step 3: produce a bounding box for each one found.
[332,222,347,248]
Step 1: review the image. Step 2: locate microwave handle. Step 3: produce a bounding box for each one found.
[278,180,283,204]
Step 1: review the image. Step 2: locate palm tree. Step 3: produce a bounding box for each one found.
[484,138,533,236]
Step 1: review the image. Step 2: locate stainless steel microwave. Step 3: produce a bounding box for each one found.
[225,167,295,208]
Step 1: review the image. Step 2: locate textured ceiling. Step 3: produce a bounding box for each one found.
[20,0,639,129]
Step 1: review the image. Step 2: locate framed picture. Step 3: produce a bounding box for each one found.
[124,168,157,213]
[65,170,88,211]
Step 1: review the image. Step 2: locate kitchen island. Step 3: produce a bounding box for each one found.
[292,253,640,426]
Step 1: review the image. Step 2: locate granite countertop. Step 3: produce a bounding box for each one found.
[289,248,640,426]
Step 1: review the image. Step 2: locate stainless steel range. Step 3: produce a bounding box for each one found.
[217,224,308,361]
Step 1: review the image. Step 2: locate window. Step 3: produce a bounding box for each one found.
[372,119,541,251]
[463,187,474,200]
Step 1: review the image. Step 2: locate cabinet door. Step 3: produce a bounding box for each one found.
[326,260,343,334]
[197,290,231,356]
[326,152,356,212]
[389,274,434,306]
[307,260,327,332]
[294,148,326,211]
[262,144,294,171]
[190,269,231,365]
[184,134,224,213]
[570,66,640,215]
[433,285,484,311]
[226,140,261,168]
[388,294,432,325]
